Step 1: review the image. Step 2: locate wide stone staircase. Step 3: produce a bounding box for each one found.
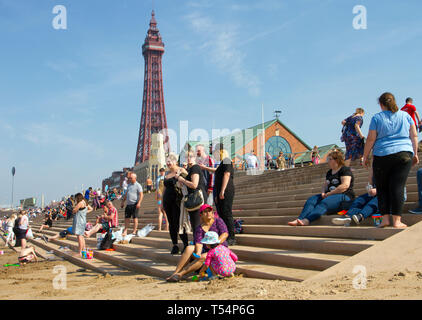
[26,159,422,282]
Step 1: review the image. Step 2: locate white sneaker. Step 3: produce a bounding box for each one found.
[332,217,352,226]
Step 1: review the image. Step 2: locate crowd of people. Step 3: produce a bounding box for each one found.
[1,92,420,282]
[289,93,420,228]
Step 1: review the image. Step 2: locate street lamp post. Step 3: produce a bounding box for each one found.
[11,167,16,209]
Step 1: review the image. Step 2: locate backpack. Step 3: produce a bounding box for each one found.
[234,219,244,234]
[99,229,116,250]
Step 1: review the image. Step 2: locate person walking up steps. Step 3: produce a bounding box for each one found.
[401,97,421,130]
[121,173,144,236]
[341,108,365,166]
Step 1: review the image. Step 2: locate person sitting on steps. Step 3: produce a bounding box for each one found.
[288,150,355,226]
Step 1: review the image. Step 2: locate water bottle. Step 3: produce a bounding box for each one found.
[366,183,373,196]
[372,214,382,227]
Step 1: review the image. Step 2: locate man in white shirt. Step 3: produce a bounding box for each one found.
[246,151,259,175]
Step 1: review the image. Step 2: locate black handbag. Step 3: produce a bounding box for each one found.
[99,229,116,250]
[184,189,204,212]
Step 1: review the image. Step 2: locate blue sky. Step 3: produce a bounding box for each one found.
[1,0,421,207]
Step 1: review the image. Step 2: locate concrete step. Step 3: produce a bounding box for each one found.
[34,231,175,279]
[234,234,377,256]
[36,227,343,272]
[237,214,422,227]
[233,183,419,201]
[29,236,133,276]
[242,224,403,240]
[235,173,416,195]
[233,186,419,205]
[234,177,419,196]
[36,229,319,281]
[234,165,420,187]
[233,193,418,210]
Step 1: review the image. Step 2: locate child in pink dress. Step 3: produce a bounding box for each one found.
[199,231,238,278]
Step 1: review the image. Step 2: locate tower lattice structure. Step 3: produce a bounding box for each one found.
[135,11,169,165]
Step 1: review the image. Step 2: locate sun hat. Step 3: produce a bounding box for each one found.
[200,231,220,245]
[199,204,213,213]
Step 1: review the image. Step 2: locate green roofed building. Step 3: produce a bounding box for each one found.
[180,118,313,168]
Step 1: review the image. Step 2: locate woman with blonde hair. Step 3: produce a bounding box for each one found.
[288,150,355,226]
[175,150,207,235]
[341,107,366,166]
[163,153,189,254]
[363,92,418,228]
[200,144,236,245]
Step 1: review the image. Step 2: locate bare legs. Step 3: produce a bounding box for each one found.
[123,218,138,236]
[20,238,27,250]
[166,245,206,281]
[38,224,50,232]
[84,224,102,238]
[77,235,85,256]
[158,207,169,232]
[378,215,407,229]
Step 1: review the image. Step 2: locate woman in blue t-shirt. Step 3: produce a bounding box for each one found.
[363,92,419,228]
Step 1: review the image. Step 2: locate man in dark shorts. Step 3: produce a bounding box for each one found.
[121,173,143,236]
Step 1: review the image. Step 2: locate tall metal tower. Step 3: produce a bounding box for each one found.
[135,11,169,165]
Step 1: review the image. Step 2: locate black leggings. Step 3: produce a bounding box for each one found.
[373,151,412,216]
[215,191,235,240]
[163,201,188,246]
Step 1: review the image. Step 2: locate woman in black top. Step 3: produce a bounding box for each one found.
[199,145,236,245]
[288,150,355,226]
[175,151,207,233]
[162,154,188,255]
[38,211,53,232]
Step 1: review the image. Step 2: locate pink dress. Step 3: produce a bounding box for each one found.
[204,245,238,277]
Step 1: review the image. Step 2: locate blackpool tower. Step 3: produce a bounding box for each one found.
[135,11,169,165]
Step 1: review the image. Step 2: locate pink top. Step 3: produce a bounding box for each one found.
[204,244,238,277]
[108,207,118,227]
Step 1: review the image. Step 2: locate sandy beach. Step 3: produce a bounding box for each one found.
[1,246,421,300]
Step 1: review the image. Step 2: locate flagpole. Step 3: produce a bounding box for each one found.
[262,104,265,170]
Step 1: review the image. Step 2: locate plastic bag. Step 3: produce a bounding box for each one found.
[96,233,105,249]
[112,227,124,242]
[26,228,34,239]
[137,224,155,237]
[123,234,135,243]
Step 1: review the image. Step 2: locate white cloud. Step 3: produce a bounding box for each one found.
[184,12,261,96]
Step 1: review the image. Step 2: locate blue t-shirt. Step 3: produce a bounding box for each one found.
[369,110,414,156]
[84,189,90,200]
